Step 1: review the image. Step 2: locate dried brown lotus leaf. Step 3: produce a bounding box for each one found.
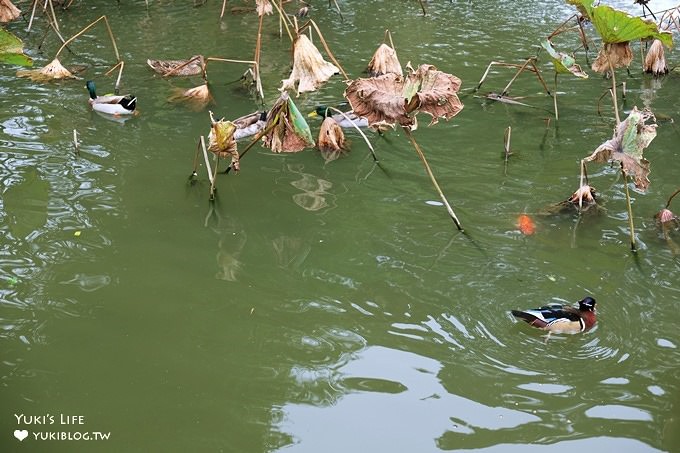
[169,84,214,111]
[367,43,403,77]
[408,64,464,126]
[644,39,668,76]
[208,111,240,172]
[318,117,347,153]
[280,35,339,96]
[0,0,20,22]
[592,42,633,73]
[256,0,272,16]
[16,58,75,82]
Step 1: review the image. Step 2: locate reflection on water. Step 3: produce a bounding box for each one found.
[2,0,680,451]
[277,346,540,452]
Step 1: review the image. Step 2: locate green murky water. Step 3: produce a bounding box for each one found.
[2,1,680,452]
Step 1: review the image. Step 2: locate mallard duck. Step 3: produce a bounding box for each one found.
[86,81,136,116]
[146,55,205,77]
[308,105,369,128]
[511,297,597,333]
[232,110,268,140]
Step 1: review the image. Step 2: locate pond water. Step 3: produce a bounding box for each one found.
[1,1,680,452]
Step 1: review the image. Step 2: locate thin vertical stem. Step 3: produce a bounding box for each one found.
[621,163,636,252]
[553,72,559,121]
[404,128,463,231]
[607,51,621,124]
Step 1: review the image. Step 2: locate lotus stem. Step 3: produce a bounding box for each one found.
[305,19,349,80]
[28,0,39,32]
[47,0,58,32]
[55,16,121,62]
[666,188,680,209]
[385,29,395,50]
[190,138,202,181]
[211,152,220,198]
[330,0,344,21]
[416,0,426,15]
[327,106,377,161]
[73,129,79,156]
[503,126,511,175]
[254,13,264,100]
[607,53,621,124]
[104,60,125,92]
[204,57,263,100]
[621,162,636,252]
[200,135,215,198]
[553,72,559,120]
[404,128,463,231]
[220,0,227,19]
[224,113,281,174]
[270,0,295,43]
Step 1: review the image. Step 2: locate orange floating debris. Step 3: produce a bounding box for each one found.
[517,214,536,235]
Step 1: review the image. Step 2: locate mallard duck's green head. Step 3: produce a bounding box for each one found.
[308,105,330,119]
[86,81,97,100]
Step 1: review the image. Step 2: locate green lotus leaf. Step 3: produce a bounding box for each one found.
[0,27,32,66]
[286,97,314,146]
[569,0,673,47]
[541,40,588,78]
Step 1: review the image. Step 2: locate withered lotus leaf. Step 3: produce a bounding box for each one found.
[344,73,412,129]
[592,42,633,72]
[584,106,656,190]
[169,84,214,111]
[318,117,347,153]
[208,111,240,172]
[16,58,75,82]
[263,92,315,153]
[644,39,668,76]
[256,0,273,16]
[280,35,339,96]
[345,63,463,130]
[367,43,403,77]
[0,0,20,23]
[406,64,463,126]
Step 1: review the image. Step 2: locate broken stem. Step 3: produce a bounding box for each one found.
[503,126,512,175]
[666,187,680,209]
[621,162,636,252]
[72,129,79,156]
[404,128,463,231]
[55,16,121,62]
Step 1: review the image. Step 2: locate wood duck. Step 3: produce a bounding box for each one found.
[511,297,597,333]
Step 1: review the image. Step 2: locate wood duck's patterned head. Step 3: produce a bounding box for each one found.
[578,297,596,311]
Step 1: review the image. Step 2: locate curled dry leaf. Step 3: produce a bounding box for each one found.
[592,42,633,72]
[644,39,668,76]
[208,111,240,172]
[280,35,339,96]
[367,43,403,77]
[344,63,463,130]
[317,117,348,162]
[656,208,677,225]
[147,55,205,76]
[568,184,597,206]
[263,92,315,153]
[584,106,656,190]
[169,84,214,111]
[0,0,20,23]
[16,58,75,81]
[406,64,464,126]
[345,73,411,129]
[256,0,273,16]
